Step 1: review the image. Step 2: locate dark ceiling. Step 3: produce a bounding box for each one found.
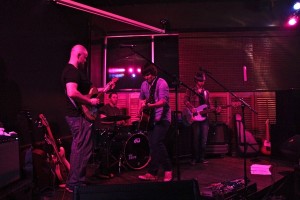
[59,0,296,34]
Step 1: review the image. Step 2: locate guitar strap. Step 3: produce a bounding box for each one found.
[149,77,158,103]
[147,77,158,129]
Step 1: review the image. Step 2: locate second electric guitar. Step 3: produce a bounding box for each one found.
[39,114,70,184]
[261,119,271,156]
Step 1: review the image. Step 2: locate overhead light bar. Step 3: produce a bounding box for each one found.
[53,0,165,33]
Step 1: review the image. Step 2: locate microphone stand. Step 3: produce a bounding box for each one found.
[204,71,258,198]
[126,46,197,181]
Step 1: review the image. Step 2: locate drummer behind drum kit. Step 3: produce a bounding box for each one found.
[94,115,151,174]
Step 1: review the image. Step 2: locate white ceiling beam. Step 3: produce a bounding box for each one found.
[54,0,165,33]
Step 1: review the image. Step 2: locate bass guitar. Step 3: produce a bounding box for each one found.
[261,119,271,156]
[81,78,118,121]
[183,102,241,125]
[39,114,70,185]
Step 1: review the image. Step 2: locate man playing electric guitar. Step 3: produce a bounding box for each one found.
[137,64,173,182]
[184,72,221,165]
[61,44,115,192]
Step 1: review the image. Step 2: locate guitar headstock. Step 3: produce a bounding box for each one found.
[104,77,119,92]
[39,114,49,128]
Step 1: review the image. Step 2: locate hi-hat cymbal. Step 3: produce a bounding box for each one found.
[101,115,131,122]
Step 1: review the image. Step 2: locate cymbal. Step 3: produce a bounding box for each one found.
[101,115,131,122]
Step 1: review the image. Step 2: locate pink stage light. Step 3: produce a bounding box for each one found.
[128,68,134,73]
[287,15,298,26]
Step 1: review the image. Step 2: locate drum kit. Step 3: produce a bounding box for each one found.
[93,115,150,175]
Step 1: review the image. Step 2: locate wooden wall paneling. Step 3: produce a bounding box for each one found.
[230,92,255,134]
[128,92,141,124]
[209,92,230,125]
[169,91,187,113]
[254,92,276,139]
[105,91,274,141]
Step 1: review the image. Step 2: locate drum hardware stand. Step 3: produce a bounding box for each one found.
[92,127,117,178]
[109,152,127,174]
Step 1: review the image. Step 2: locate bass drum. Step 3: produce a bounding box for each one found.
[111,133,150,170]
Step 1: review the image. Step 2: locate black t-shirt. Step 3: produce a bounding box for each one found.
[99,104,122,117]
[95,104,122,129]
[61,64,92,117]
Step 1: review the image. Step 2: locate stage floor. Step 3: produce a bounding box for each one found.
[40,154,296,200]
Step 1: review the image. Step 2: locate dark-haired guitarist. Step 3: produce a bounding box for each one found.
[184,72,221,165]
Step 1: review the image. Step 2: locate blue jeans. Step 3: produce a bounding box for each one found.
[147,120,172,175]
[65,116,93,189]
[191,120,209,162]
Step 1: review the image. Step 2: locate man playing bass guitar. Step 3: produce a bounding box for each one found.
[184,72,221,165]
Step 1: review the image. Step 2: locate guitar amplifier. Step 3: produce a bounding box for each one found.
[207,123,229,155]
[0,136,20,188]
[208,123,229,145]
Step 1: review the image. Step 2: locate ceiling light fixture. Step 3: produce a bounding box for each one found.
[53,0,165,33]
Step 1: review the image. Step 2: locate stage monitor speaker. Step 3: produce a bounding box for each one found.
[0,137,20,188]
[74,179,200,200]
[280,134,300,162]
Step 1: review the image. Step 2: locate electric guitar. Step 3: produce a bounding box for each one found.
[39,114,70,184]
[138,78,157,131]
[261,119,271,156]
[138,99,155,131]
[81,78,118,121]
[183,102,241,125]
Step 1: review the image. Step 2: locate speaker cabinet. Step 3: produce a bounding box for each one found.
[0,137,20,188]
[74,179,200,200]
[207,123,229,155]
[280,135,300,162]
[165,122,192,159]
[208,123,229,144]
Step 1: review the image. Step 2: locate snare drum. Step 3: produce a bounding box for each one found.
[110,133,150,170]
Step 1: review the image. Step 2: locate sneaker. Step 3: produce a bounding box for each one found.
[163,171,173,182]
[199,159,208,164]
[190,160,196,166]
[138,173,158,181]
[65,187,73,193]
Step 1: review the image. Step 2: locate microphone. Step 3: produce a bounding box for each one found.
[119,44,136,48]
[243,66,247,81]
[199,67,211,74]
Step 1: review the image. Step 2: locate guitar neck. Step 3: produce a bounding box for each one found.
[95,78,118,99]
[265,119,270,141]
[199,108,216,115]
[46,127,64,163]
